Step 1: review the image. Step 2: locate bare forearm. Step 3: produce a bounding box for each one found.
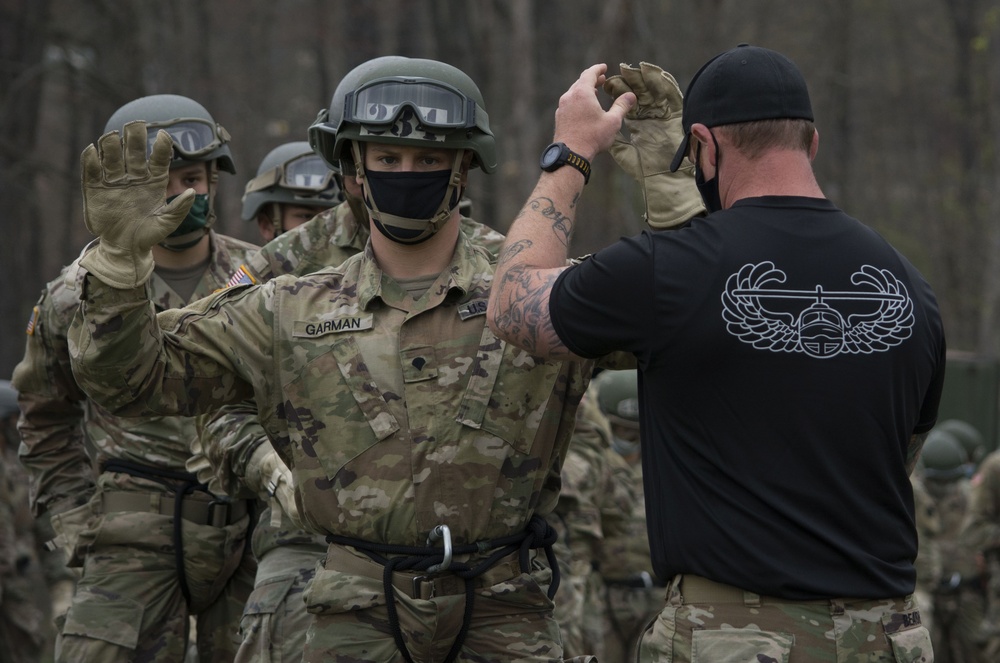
[488,171,583,358]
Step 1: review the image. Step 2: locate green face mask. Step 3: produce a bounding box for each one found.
[167,193,211,237]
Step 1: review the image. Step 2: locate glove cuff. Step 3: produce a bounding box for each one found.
[79,241,154,290]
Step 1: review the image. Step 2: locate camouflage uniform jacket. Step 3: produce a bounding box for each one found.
[70,232,627,547]
[963,451,1000,554]
[205,207,506,556]
[13,231,258,516]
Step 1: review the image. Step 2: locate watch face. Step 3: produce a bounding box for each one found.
[541,143,563,169]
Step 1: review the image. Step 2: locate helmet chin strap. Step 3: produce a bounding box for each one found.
[352,143,465,245]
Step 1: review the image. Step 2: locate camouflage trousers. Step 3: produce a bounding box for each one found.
[55,507,255,663]
[931,585,986,663]
[235,543,325,663]
[638,574,934,663]
[602,580,663,663]
[301,544,563,662]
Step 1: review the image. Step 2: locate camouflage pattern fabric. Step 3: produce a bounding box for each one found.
[70,227,634,660]
[552,390,636,660]
[199,402,326,663]
[911,472,942,636]
[15,231,259,662]
[302,546,563,662]
[926,474,985,662]
[961,450,1000,660]
[243,201,505,284]
[203,201,506,662]
[640,575,933,662]
[601,461,663,663]
[1,414,59,663]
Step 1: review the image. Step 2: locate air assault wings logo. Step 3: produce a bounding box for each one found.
[721,262,914,358]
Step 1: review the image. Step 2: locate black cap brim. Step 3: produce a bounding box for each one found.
[669,132,691,172]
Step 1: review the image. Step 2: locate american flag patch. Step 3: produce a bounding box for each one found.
[25,306,39,335]
[225,265,257,289]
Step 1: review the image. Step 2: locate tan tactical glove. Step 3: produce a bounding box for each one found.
[603,62,706,230]
[245,444,302,528]
[79,121,195,289]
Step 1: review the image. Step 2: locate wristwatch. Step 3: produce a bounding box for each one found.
[539,142,591,184]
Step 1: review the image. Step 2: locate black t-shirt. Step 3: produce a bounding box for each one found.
[550,196,946,600]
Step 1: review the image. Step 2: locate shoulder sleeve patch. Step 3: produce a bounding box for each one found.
[25,306,39,335]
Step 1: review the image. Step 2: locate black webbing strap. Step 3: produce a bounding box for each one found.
[326,515,560,663]
[101,459,211,607]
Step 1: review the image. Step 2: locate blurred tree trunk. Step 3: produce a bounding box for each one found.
[0,0,50,376]
[975,8,1000,356]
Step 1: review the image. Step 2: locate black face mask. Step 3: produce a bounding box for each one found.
[694,133,723,214]
[365,170,454,221]
[363,169,459,244]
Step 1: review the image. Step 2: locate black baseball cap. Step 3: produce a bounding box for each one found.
[669,44,814,172]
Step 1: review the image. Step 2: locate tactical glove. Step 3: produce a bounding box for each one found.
[603,62,705,230]
[245,444,302,527]
[79,121,195,289]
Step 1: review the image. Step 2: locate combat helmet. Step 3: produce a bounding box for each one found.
[920,428,969,482]
[308,56,497,173]
[934,419,985,469]
[104,94,235,249]
[592,369,640,456]
[241,141,342,232]
[104,94,235,173]
[594,369,640,426]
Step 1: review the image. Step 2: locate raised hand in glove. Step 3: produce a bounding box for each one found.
[603,62,706,230]
[245,443,302,528]
[79,121,195,289]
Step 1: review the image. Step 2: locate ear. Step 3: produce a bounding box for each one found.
[256,215,276,243]
[809,129,819,161]
[690,124,717,167]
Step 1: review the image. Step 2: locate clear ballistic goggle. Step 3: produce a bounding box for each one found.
[342,77,490,133]
[144,118,230,159]
[244,152,338,195]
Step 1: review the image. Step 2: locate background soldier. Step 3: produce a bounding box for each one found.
[959,421,1000,661]
[242,140,343,243]
[922,427,984,663]
[13,95,259,662]
[205,139,341,663]
[1,379,64,663]
[591,368,665,662]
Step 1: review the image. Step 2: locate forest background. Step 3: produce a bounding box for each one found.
[2,0,999,408]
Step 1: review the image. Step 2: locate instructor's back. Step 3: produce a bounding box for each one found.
[487,44,946,662]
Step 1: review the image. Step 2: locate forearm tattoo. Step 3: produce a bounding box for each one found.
[493,266,563,356]
[528,196,574,248]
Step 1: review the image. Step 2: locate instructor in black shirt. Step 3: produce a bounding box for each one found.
[488,44,943,662]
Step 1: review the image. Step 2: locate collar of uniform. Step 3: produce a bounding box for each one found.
[355,233,486,311]
[332,201,369,251]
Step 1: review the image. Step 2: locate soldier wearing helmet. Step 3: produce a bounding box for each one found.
[919,427,986,662]
[0,379,63,662]
[960,422,1000,660]
[586,369,663,662]
[242,141,342,242]
[69,56,632,662]
[13,94,258,661]
[204,70,501,662]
